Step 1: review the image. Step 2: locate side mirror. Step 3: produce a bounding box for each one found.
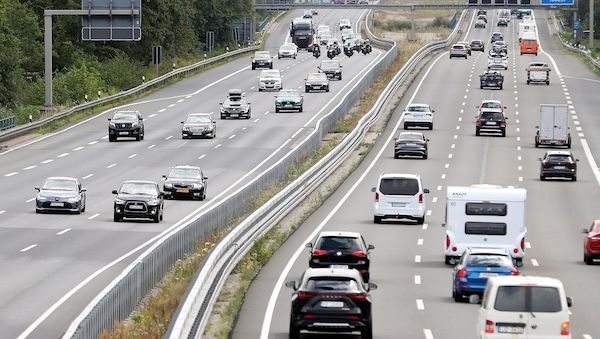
[81,188,87,192]
[219,102,223,105]
[566,296,573,307]
[107,118,112,121]
[393,137,397,141]
[367,282,378,291]
[469,295,481,304]
[424,189,430,194]
[305,242,313,248]
[441,223,446,227]
[371,187,376,193]
[582,228,589,234]
[368,244,375,251]
[432,110,435,113]
[140,118,144,121]
[203,176,209,180]
[112,190,118,194]
[426,139,430,142]
[285,281,297,290]
[504,106,507,109]
[180,121,184,124]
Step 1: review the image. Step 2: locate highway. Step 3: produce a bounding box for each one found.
[233,9,600,339]
[0,8,383,339]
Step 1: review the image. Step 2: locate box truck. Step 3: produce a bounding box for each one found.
[535,104,571,148]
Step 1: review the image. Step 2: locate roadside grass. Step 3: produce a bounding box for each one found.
[555,32,600,77]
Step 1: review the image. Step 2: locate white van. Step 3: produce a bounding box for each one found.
[372,173,429,224]
[444,185,527,265]
[475,276,573,338]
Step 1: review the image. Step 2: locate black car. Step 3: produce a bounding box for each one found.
[539,151,579,181]
[163,165,208,200]
[181,113,216,139]
[479,71,504,89]
[275,89,303,112]
[286,268,376,339]
[318,59,343,80]
[113,181,164,222]
[35,177,86,214]
[306,231,375,282]
[305,72,330,92]
[476,109,507,137]
[393,131,429,159]
[497,18,508,26]
[490,32,504,43]
[108,110,144,142]
[470,39,485,52]
[251,51,273,70]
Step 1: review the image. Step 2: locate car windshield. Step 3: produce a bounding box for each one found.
[168,168,202,179]
[320,61,340,70]
[494,286,562,312]
[43,179,77,191]
[187,115,211,123]
[119,183,157,195]
[306,278,359,292]
[261,71,280,79]
[407,105,430,112]
[316,236,361,251]
[547,155,573,162]
[280,45,294,51]
[466,254,512,267]
[278,90,299,98]
[254,53,270,60]
[398,133,422,141]
[379,178,419,195]
[112,112,137,121]
[308,73,326,80]
[481,111,504,120]
[453,45,465,49]
[482,102,501,109]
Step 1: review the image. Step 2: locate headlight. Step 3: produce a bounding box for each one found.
[115,198,126,204]
[183,126,190,131]
[147,198,160,206]
[109,122,116,128]
[37,195,47,201]
[192,183,203,189]
[67,197,80,202]
[164,182,173,188]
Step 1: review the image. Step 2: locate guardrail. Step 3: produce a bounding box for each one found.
[0,116,15,131]
[165,8,468,339]
[550,14,600,70]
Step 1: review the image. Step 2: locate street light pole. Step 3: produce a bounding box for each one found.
[590,0,594,49]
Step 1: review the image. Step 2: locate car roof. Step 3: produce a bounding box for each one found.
[479,108,504,113]
[407,103,429,107]
[228,89,242,95]
[46,176,78,181]
[303,268,363,280]
[172,165,201,170]
[399,131,424,136]
[123,180,157,185]
[481,99,501,104]
[488,275,564,288]
[188,113,212,117]
[546,150,573,156]
[114,110,139,115]
[318,231,361,238]
[466,247,511,256]
[380,173,419,180]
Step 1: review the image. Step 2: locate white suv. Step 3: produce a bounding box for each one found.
[403,103,434,130]
[372,173,429,224]
[258,69,283,91]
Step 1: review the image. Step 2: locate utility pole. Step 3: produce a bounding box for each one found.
[590,0,595,48]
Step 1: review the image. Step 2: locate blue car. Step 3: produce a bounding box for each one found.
[452,248,518,302]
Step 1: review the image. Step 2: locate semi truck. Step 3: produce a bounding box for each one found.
[290,18,315,51]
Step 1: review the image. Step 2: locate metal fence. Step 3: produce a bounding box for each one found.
[0,116,15,131]
[550,14,600,70]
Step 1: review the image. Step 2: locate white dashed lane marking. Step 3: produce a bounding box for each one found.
[56,228,71,235]
[41,159,53,164]
[73,146,84,151]
[128,154,137,159]
[23,166,36,171]
[0,210,5,215]
[215,144,222,149]
[525,242,531,249]
[57,153,69,158]
[168,104,175,108]
[424,329,435,339]
[159,108,166,113]
[88,141,98,145]
[229,135,236,139]
[166,136,173,140]
[415,255,421,263]
[432,197,438,203]
[416,299,425,310]
[417,238,424,245]
[148,113,157,118]
[88,213,100,220]
[531,259,539,266]
[107,163,117,168]
[82,174,94,179]
[26,197,35,203]
[198,154,206,160]
[414,275,422,285]
[148,144,156,149]
[20,244,37,252]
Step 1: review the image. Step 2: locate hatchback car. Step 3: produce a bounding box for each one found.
[372,173,429,224]
[452,248,519,302]
[318,59,343,80]
[162,165,208,200]
[181,113,216,139]
[492,40,508,54]
[35,177,86,214]
[108,110,144,142]
[306,231,375,282]
[497,17,508,26]
[305,72,330,92]
[583,220,600,264]
[275,89,303,112]
[470,39,485,52]
[402,103,434,130]
[457,41,472,55]
[476,109,507,137]
[286,268,376,339]
[450,44,468,59]
[113,181,164,223]
[539,151,578,181]
[491,32,504,43]
[393,131,429,159]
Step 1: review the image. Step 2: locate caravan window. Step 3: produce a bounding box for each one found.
[465,203,507,216]
[465,222,507,235]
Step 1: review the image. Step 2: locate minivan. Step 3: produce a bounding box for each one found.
[474,276,572,338]
[372,173,429,224]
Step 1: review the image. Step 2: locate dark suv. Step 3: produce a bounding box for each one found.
[108,110,144,142]
[476,109,507,137]
[539,151,578,181]
[113,181,164,223]
[286,268,376,339]
[306,231,375,282]
[162,165,208,200]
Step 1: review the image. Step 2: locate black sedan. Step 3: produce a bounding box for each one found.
[393,131,429,159]
[306,231,375,282]
[275,89,303,113]
[318,59,342,80]
[286,268,376,339]
[163,165,208,200]
[113,181,164,222]
[539,151,579,181]
[305,72,330,92]
[35,177,86,214]
[181,113,216,139]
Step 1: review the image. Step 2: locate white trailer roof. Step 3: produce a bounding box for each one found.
[447,185,526,202]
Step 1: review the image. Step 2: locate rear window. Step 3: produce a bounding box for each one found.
[481,112,504,120]
[316,237,361,251]
[465,222,507,236]
[466,203,507,216]
[379,178,419,196]
[547,155,573,162]
[306,278,359,292]
[467,254,512,267]
[494,286,562,312]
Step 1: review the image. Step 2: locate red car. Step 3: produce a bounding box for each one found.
[583,220,600,264]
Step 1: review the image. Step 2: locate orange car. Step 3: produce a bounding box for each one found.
[520,32,539,55]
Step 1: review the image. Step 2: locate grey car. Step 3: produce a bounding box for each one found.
[305,72,330,92]
[220,89,251,119]
[318,59,343,80]
[450,44,468,59]
[163,165,208,200]
[35,177,86,214]
[275,89,303,113]
[181,113,216,139]
[393,132,429,159]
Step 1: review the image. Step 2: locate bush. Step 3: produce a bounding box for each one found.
[100,52,144,91]
[429,16,452,28]
[385,20,412,31]
[53,61,107,106]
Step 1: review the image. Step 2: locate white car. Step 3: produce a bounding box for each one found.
[339,18,352,30]
[258,69,283,91]
[372,173,429,224]
[278,44,297,59]
[487,54,508,70]
[403,103,434,130]
[319,33,332,45]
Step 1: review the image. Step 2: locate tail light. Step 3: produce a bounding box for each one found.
[303,313,317,319]
[520,238,525,251]
[349,292,367,301]
[374,192,379,202]
[485,320,495,334]
[446,236,451,249]
[312,249,328,256]
[511,267,519,275]
[476,118,481,125]
[419,193,424,203]
[513,248,519,254]
[347,315,360,321]
[351,251,367,258]
[560,321,570,335]
[297,291,317,300]
[500,119,507,126]
[457,267,467,279]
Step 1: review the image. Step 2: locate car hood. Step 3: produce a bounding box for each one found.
[184,122,212,128]
[165,178,203,186]
[116,193,158,201]
[38,190,79,199]
[306,79,328,84]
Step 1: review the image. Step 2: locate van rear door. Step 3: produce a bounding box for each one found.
[552,105,568,142]
[539,105,555,141]
[378,177,420,212]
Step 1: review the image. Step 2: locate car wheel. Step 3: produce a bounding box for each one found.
[445,256,453,265]
[585,253,593,265]
[160,208,164,221]
[276,108,280,113]
[546,80,550,85]
[299,106,303,113]
[403,123,408,130]
[305,87,310,93]
[201,189,206,201]
[81,203,85,213]
[429,123,433,130]
[109,135,116,142]
[35,209,42,214]
[394,154,399,159]
[453,289,462,302]
[114,214,121,222]
[289,316,300,339]
[540,175,546,181]
[572,175,577,182]
[527,80,530,85]
[212,131,216,139]
[361,325,373,339]
[326,87,330,92]
[501,129,506,137]
[476,128,481,136]
[374,216,382,224]
[423,153,428,160]
[417,216,425,224]
[252,65,255,70]
[135,134,141,141]
[153,212,160,223]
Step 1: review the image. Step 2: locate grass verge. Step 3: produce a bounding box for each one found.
[554,31,600,77]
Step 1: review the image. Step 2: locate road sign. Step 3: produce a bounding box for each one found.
[540,0,574,5]
[81,0,142,41]
[152,46,161,65]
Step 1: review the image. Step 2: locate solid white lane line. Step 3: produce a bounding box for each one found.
[88,213,100,220]
[198,154,206,160]
[291,128,303,139]
[159,108,166,113]
[56,228,71,235]
[177,99,185,103]
[166,135,173,140]
[107,163,117,168]
[417,238,424,246]
[415,255,421,263]
[20,244,38,252]
[41,159,53,164]
[128,154,137,159]
[148,144,156,149]
[57,153,69,158]
[415,275,422,285]
[416,299,425,310]
[424,329,435,339]
[82,174,94,180]
[215,144,222,149]
[87,141,98,145]
[73,146,84,151]
[581,139,600,186]
[168,104,176,108]
[23,166,36,170]
[26,197,36,202]
[531,259,539,266]
[229,135,236,139]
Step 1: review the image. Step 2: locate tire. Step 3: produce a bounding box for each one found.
[81,203,85,213]
[258,88,263,92]
[445,256,453,265]
[480,85,483,89]
[476,128,481,136]
[417,216,425,225]
[36,209,42,214]
[251,65,255,70]
[211,131,216,139]
[540,175,546,181]
[501,129,506,137]
[572,175,577,182]
[423,153,428,160]
[404,123,409,130]
[305,86,310,93]
[201,189,206,201]
[546,80,550,85]
[361,325,373,339]
[140,133,144,140]
[339,75,342,80]
[500,84,503,90]
[289,316,300,339]
[453,289,462,302]
[276,108,280,113]
[374,216,382,224]
[299,105,303,113]
[429,123,433,130]
[527,80,530,85]
[114,214,121,222]
[160,208,164,221]
[326,86,330,92]
[153,212,160,223]
[585,253,594,265]
[221,114,226,119]
[182,134,186,139]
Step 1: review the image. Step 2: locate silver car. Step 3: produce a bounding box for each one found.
[278,44,297,59]
[449,44,468,59]
[258,69,283,91]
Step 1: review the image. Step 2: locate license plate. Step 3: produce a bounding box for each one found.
[119,131,129,135]
[129,205,143,210]
[177,188,189,193]
[486,121,496,125]
[391,202,406,207]
[50,202,63,207]
[230,114,238,118]
[498,326,524,334]
[330,265,349,269]
[479,272,498,278]
[320,301,344,308]
[554,166,566,169]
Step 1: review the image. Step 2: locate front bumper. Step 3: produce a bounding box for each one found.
[109,128,141,136]
[305,83,329,91]
[164,187,203,199]
[114,203,159,219]
[36,200,81,213]
[259,82,282,91]
[182,129,214,137]
[323,71,341,79]
[275,102,302,111]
